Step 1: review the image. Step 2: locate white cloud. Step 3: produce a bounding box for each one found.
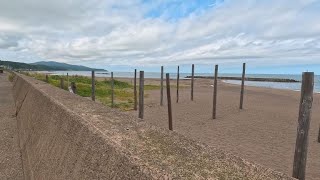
[0,0,319,68]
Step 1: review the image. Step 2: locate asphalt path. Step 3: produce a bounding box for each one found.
[0,72,23,179]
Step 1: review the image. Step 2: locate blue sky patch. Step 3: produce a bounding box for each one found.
[143,0,223,20]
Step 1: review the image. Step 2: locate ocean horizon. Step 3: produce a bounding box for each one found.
[39,71,320,93]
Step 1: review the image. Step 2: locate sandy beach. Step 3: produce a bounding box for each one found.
[122,78,320,180]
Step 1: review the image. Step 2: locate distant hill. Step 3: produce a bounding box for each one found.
[31,61,106,71]
[0,60,106,71]
[0,60,63,71]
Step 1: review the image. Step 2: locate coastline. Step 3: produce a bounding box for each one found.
[184,75,299,82]
[33,71,319,93]
[221,79,320,93]
[109,76,318,94]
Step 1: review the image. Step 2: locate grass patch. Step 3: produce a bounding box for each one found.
[22,72,160,111]
[144,84,160,90]
[8,72,15,82]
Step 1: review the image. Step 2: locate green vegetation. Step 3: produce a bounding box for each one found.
[1,60,63,71]
[8,72,15,82]
[23,72,160,111]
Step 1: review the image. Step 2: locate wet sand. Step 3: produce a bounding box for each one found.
[124,78,320,180]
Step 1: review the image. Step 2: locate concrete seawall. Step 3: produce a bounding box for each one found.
[12,73,295,179]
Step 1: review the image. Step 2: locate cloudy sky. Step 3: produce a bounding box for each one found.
[0,0,320,73]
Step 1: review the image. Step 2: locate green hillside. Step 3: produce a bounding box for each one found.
[0,60,63,71]
[31,61,106,71]
[0,60,106,71]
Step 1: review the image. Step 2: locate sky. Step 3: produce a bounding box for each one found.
[0,0,320,74]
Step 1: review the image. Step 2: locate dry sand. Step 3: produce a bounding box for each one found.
[123,78,320,180]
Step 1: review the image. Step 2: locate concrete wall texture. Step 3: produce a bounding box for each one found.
[12,73,295,180]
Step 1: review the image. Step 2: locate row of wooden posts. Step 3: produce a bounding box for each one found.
[53,63,246,120]
[159,63,246,120]
[48,64,314,180]
[51,63,246,117]
[161,65,314,180]
[141,66,315,180]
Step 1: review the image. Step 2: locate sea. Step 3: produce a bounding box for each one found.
[43,71,320,93]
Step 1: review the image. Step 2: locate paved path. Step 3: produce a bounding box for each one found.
[0,72,24,179]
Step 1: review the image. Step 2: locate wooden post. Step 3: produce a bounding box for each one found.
[67,73,69,88]
[318,125,320,143]
[91,70,95,101]
[191,64,194,101]
[240,63,246,109]
[111,72,114,107]
[134,69,137,111]
[60,78,64,89]
[139,71,144,119]
[212,65,218,119]
[71,82,77,94]
[160,66,164,106]
[45,74,49,83]
[176,65,180,103]
[292,72,314,180]
[166,73,173,131]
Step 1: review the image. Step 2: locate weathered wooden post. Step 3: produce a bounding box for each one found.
[191,64,194,101]
[240,63,246,109]
[166,73,173,130]
[91,70,95,101]
[67,73,69,88]
[212,65,218,119]
[176,65,180,103]
[71,82,77,94]
[45,74,49,83]
[292,72,314,180]
[318,125,320,143]
[60,77,64,89]
[111,72,114,108]
[160,66,164,106]
[139,71,144,119]
[134,69,137,111]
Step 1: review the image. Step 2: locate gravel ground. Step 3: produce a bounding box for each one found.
[0,72,24,179]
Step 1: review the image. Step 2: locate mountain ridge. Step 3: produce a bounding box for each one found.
[0,60,106,71]
[31,61,106,71]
